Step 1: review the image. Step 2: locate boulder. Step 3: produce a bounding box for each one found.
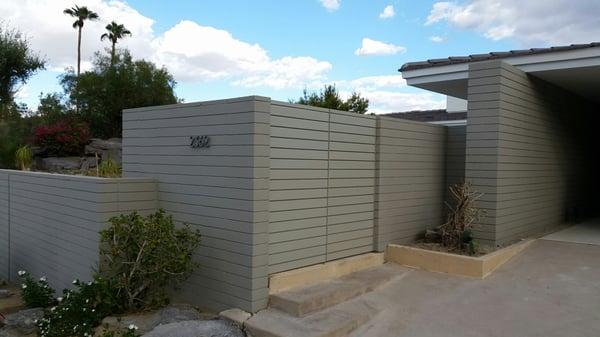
[97,305,209,336]
[142,320,245,337]
[0,289,11,299]
[2,308,43,335]
[85,138,122,165]
[39,157,81,172]
[219,308,252,327]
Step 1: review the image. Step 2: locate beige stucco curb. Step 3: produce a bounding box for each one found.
[386,239,534,278]
[268,253,385,294]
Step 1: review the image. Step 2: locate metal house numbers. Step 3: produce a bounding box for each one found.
[190,135,210,148]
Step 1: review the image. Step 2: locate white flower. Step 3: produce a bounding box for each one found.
[21,284,27,289]
[39,276,47,282]
[85,299,89,303]
[91,309,95,313]
[57,297,63,302]
[17,270,26,276]
[72,279,78,285]
[87,281,92,286]
[128,324,139,330]
[50,307,56,312]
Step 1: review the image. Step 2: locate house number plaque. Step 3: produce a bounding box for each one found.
[190,135,210,148]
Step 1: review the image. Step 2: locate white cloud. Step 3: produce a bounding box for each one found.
[0,0,332,90]
[346,75,406,90]
[355,38,406,56]
[379,5,395,19]
[429,35,447,43]
[353,90,445,114]
[320,0,341,12]
[426,0,600,45]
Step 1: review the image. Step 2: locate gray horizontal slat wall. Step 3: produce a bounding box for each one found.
[0,170,156,290]
[374,117,447,250]
[0,172,8,280]
[466,60,593,244]
[327,110,376,260]
[268,102,329,274]
[268,103,377,273]
[122,96,270,313]
[445,125,467,211]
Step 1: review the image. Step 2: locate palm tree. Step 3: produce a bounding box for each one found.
[101,21,132,66]
[63,5,99,78]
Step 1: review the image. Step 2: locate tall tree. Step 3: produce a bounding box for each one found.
[101,21,131,66]
[62,50,179,138]
[0,25,45,110]
[292,85,369,114]
[63,5,99,78]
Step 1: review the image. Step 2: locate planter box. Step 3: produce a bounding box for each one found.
[385,239,534,278]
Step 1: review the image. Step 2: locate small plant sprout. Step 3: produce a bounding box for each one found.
[14,145,33,171]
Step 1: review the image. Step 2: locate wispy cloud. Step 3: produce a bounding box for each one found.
[379,5,395,19]
[426,0,600,45]
[355,38,406,56]
[319,0,341,12]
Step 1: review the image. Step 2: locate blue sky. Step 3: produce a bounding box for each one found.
[3,0,599,113]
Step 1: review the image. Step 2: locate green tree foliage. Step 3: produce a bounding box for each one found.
[0,25,45,112]
[0,115,40,169]
[63,5,99,78]
[101,21,132,66]
[292,85,369,114]
[62,50,179,138]
[37,93,70,124]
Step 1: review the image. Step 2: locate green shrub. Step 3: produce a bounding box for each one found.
[97,157,120,177]
[17,270,54,308]
[99,210,201,310]
[14,145,32,170]
[38,276,121,337]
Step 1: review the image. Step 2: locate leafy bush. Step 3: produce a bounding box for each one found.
[99,210,201,310]
[98,156,121,177]
[37,276,121,337]
[33,117,90,156]
[17,270,54,308]
[15,145,32,170]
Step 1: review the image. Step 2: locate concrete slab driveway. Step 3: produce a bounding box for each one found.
[351,239,600,337]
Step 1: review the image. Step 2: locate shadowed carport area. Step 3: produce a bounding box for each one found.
[350,238,600,337]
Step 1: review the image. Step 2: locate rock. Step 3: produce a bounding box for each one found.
[424,229,442,243]
[85,138,122,166]
[0,290,11,299]
[142,320,245,337]
[2,308,43,335]
[219,308,252,327]
[40,157,82,172]
[98,312,160,336]
[157,305,202,325]
[97,305,204,336]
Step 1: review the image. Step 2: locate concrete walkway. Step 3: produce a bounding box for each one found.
[350,239,600,337]
[543,219,600,246]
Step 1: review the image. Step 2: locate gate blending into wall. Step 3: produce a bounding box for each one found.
[268,102,376,274]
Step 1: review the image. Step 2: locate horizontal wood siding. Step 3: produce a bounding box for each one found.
[0,172,8,280]
[268,103,329,274]
[374,117,447,250]
[445,125,466,210]
[122,96,270,312]
[0,170,156,290]
[466,60,594,244]
[327,110,376,260]
[268,103,377,273]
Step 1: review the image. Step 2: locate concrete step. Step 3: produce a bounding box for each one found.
[245,295,380,337]
[269,264,401,317]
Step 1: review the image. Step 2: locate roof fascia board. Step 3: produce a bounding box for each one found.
[402,47,600,84]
